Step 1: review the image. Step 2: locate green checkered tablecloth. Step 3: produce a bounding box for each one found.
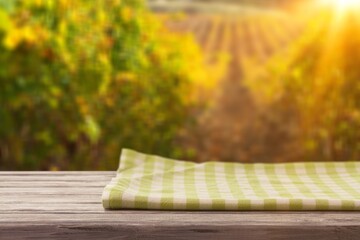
[102,149,360,210]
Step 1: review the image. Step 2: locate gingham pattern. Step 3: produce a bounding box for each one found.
[102,149,360,210]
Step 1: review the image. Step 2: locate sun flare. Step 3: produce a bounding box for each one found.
[337,0,360,9]
[323,0,360,9]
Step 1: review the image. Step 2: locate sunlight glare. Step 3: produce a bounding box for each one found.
[319,0,360,10]
[335,0,359,7]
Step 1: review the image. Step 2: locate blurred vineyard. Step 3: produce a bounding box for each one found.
[163,12,305,162]
[161,2,360,164]
[1,0,360,170]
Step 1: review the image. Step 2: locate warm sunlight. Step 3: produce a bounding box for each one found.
[320,0,360,10]
[314,0,360,89]
[336,0,360,7]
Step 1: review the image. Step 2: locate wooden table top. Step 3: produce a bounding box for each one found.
[1,171,360,240]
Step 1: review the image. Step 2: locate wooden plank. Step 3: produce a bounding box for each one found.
[0,203,105,213]
[2,212,360,224]
[0,197,101,204]
[1,215,360,240]
[2,186,105,190]
[0,181,108,187]
[2,223,358,240]
[1,171,360,240]
[0,176,113,182]
[1,187,104,194]
[2,224,360,240]
[0,192,102,198]
[0,171,114,175]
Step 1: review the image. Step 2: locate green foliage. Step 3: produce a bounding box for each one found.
[0,0,210,170]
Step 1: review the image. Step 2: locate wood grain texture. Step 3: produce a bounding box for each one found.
[1,171,360,240]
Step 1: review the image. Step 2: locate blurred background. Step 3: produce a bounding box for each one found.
[1,0,360,170]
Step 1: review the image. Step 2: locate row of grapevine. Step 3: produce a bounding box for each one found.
[166,13,303,77]
[163,11,305,163]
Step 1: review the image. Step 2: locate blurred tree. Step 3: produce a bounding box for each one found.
[0,0,215,170]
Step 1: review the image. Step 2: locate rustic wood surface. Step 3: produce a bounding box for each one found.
[1,171,360,240]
